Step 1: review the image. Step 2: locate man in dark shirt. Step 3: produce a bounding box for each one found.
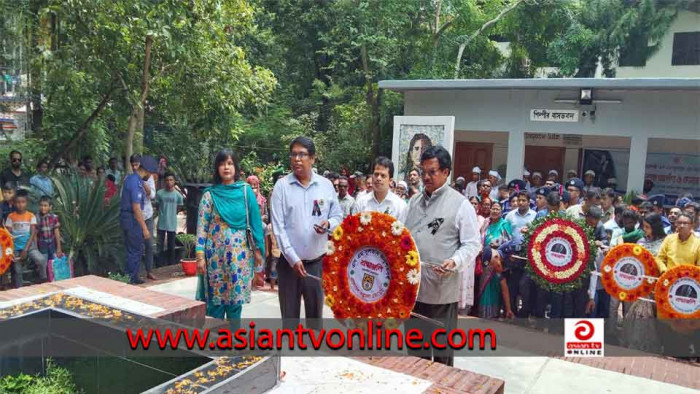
[0,151,29,188]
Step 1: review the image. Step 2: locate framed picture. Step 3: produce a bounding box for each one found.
[391,116,455,183]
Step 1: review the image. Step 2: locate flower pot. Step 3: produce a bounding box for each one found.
[181,259,197,276]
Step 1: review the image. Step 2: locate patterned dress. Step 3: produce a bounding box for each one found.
[197,191,254,306]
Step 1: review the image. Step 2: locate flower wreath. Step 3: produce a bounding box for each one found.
[600,244,659,302]
[655,265,700,320]
[322,212,420,320]
[522,211,597,293]
[0,228,14,276]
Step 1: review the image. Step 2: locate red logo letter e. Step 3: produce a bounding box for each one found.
[574,320,594,341]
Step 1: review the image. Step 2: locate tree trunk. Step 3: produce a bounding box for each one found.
[125,34,153,172]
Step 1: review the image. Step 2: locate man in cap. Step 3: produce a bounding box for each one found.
[606,177,618,191]
[120,154,157,284]
[547,170,559,183]
[523,169,532,192]
[643,178,654,195]
[536,190,560,219]
[533,187,549,214]
[565,178,585,216]
[405,146,480,366]
[648,194,671,231]
[531,172,543,190]
[488,170,501,201]
[583,170,600,194]
[453,176,466,194]
[464,166,481,198]
[566,169,577,181]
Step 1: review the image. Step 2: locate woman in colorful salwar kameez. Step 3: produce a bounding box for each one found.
[196,149,265,320]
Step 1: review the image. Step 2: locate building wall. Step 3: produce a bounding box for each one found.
[617,11,700,78]
[403,87,700,192]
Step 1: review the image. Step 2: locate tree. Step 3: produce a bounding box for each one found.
[547,0,680,77]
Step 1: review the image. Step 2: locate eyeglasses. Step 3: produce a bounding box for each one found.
[419,168,443,178]
[289,152,309,160]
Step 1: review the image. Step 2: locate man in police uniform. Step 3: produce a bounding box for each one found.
[120,154,157,284]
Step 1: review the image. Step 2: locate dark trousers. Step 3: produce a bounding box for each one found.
[157,230,176,266]
[121,215,144,284]
[517,272,548,319]
[143,217,154,272]
[593,289,610,318]
[507,268,523,315]
[278,256,323,328]
[407,301,458,367]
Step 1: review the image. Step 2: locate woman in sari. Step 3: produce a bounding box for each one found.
[622,213,666,352]
[196,149,265,320]
[460,196,492,316]
[478,203,512,318]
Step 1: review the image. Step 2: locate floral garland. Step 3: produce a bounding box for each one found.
[0,228,13,276]
[655,265,700,320]
[322,212,420,320]
[522,211,597,293]
[600,244,658,302]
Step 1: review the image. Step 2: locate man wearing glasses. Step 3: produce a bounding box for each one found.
[0,151,29,188]
[271,136,342,325]
[404,145,481,366]
[656,212,700,272]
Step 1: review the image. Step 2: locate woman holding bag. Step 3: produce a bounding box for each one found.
[196,149,265,320]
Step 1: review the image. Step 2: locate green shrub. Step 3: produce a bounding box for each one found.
[176,233,197,259]
[0,359,81,394]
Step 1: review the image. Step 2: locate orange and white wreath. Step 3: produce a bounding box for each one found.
[0,228,14,275]
[655,265,700,319]
[601,244,659,302]
[322,212,420,320]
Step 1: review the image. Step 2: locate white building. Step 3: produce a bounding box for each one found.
[380,78,700,200]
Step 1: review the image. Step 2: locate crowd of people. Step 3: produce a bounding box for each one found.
[1,139,699,363]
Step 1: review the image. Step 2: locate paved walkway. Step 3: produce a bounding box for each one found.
[146,273,698,394]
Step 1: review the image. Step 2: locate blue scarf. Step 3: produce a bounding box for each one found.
[205,181,248,229]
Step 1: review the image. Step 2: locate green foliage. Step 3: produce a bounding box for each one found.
[176,233,196,259]
[521,211,598,293]
[0,359,81,394]
[107,271,130,284]
[51,175,123,276]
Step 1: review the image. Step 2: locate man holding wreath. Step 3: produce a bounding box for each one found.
[405,145,481,366]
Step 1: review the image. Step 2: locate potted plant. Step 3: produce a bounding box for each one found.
[176,233,197,276]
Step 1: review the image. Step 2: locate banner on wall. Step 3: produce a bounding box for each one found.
[645,153,700,198]
[391,116,455,184]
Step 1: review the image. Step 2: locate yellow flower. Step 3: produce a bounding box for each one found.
[619,292,627,300]
[633,245,643,256]
[332,226,344,241]
[325,295,335,307]
[405,251,418,267]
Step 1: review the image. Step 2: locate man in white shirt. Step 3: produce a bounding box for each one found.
[464,166,480,198]
[354,157,407,222]
[488,170,501,201]
[337,176,355,218]
[271,136,343,324]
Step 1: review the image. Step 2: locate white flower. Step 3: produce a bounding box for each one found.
[360,212,372,225]
[391,220,404,236]
[603,265,611,273]
[5,248,12,256]
[407,269,420,285]
[325,241,336,255]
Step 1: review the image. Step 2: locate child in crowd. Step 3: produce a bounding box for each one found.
[155,172,183,266]
[263,215,279,290]
[36,195,63,262]
[6,190,47,287]
[1,182,16,223]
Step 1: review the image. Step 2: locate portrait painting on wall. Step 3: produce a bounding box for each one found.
[392,116,455,183]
